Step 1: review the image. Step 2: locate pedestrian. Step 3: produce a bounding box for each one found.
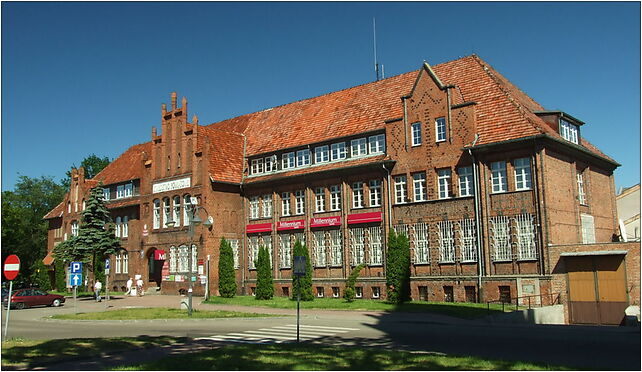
[136,277,143,297]
[126,277,133,296]
[94,280,102,302]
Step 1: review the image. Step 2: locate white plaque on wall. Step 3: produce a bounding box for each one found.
[152,177,191,194]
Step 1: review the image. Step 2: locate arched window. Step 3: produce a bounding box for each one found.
[122,216,129,238]
[162,197,170,228]
[153,199,161,229]
[169,246,177,273]
[115,253,122,274]
[173,196,181,226]
[82,199,86,211]
[67,202,71,214]
[115,216,122,237]
[122,251,129,274]
[183,194,192,227]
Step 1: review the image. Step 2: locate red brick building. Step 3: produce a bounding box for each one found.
[44,55,638,324]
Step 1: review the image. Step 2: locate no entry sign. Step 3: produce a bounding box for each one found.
[3,255,20,281]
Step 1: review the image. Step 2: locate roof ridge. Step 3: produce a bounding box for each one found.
[91,141,152,181]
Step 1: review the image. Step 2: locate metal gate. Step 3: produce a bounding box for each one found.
[566,254,628,325]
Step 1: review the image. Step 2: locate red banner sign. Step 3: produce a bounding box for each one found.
[246,222,272,234]
[310,216,342,228]
[347,212,382,225]
[154,250,166,260]
[277,219,305,231]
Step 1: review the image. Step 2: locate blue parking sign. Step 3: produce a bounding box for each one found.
[105,259,110,269]
[70,261,82,274]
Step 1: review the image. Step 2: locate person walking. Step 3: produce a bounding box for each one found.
[126,278,133,296]
[136,277,143,297]
[94,280,102,302]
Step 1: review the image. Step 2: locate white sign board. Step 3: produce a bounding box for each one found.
[152,177,191,194]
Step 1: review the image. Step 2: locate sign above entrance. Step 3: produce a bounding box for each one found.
[310,216,342,228]
[154,250,166,260]
[277,220,305,231]
[152,177,191,194]
[347,211,382,225]
[246,223,272,234]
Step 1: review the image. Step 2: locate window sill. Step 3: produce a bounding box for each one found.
[436,139,446,143]
[516,258,538,262]
[413,261,431,266]
[368,264,383,267]
[492,259,512,263]
[411,143,422,147]
[460,260,478,264]
[438,261,455,265]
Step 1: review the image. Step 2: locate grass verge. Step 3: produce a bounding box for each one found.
[111,344,571,370]
[1,336,186,368]
[50,307,281,320]
[204,296,508,319]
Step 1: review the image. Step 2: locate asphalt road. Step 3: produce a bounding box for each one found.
[1,295,640,370]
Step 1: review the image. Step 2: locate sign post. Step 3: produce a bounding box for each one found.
[293,256,306,343]
[70,262,83,314]
[105,258,110,306]
[3,255,20,339]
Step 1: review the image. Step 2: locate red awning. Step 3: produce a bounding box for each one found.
[277,220,305,231]
[246,222,273,234]
[347,212,382,225]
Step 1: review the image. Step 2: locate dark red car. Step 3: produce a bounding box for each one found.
[3,288,65,309]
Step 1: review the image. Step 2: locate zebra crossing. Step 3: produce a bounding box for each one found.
[196,324,360,344]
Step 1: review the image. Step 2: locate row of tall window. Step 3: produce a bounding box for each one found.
[411,117,447,146]
[114,251,129,274]
[489,214,538,261]
[394,220,478,264]
[152,195,193,229]
[114,216,129,238]
[393,166,473,204]
[490,158,532,193]
[249,134,386,176]
[168,245,198,273]
[67,200,86,214]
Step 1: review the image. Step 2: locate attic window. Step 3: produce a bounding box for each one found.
[174,111,182,117]
[164,114,172,120]
[560,119,579,145]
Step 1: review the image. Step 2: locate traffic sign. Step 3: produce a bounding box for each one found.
[3,255,20,281]
[70,262,82,274]
[105,259,110,269]
[70,273,83,286]
[293,256,306,276]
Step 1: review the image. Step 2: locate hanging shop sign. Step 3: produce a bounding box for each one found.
[152,177,191,194]
[246,222,272,234]
[310,216,342,228]
[347,211,382,225]
[277,220,305,231]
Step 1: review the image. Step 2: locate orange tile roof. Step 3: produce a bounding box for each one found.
[43,201,64,219]
[198,126,245,184]
[93,142,152,186]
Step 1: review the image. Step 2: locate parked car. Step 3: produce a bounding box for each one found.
[3,288,65,309]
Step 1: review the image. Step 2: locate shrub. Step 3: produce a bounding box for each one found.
[30,259,51,291]
[385,230,411,304]
[218,238,237,298]
[255,246,274,300]
[344,264,365,302]
[291,240,314,301]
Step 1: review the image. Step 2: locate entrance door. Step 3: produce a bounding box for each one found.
[567,255,627,325]
[148,249,163,287]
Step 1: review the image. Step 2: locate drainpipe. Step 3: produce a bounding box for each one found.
[403,98,409,151]
[467,134,484,302]
[383,164,393,230]
[240,133,247,295]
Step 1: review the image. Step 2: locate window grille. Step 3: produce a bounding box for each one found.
[262,194,272,218]
[415,222,430,264]
[490,216,511,261]
[278,234,291,268]
[437,221,455,263]
[169,246,177,273]
[178,245,189,272]
[367,226,383,265]
[248,236,259,269]
[229,239,240,269]
[183,195,192,227]
[458,219,477,262]
[249,196,259,219]
[260,235,273,267]
[191,244,198,273]
[350,228,365,265]
[173,196,181,225]
[581,214,596,244]
[313,231,327,267]
[577,172,586,204]
[293,232,306,247]
[515,214,537,260]
[329,229,343,266]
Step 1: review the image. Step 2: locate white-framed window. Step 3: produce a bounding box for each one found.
[394,175,407,204]
[261,236,273,267]
[296,149,311,167]
[278,234,291,268]
[116,185,125,199]
[313,231,327,267]
[249,196,260,219]
[191,245,198,273]
[435,117,447,142]
[437,169,451,199]
[178,245,189,272]
[67,202,71,214]
[415,223,430,264]
[369,180,381,207]
[577,171,587,204]
[352,182,364,208]
[124,183,133,197]
[459,219,477,262]
[315,187,325,213]
[229,239,240,269]
[372,287,380,299]
[248,236,259,269]
[491,161,507,193]
[183,194,192,227]
[294,232,306,247]
[332,287,340,298]
[490,216,511,261]
[330,185,341,211]
[153,199,161,229]
[282,152,295,169]
[368,134,385,154]
[355,286,363,298]
[71,220,79,236]
[251,158,264,175]
[411,122,422,146]
[173,196,181,226]
[262,194,272,218]
[295,190,305,215]
[349,228,365,265]
[331,142,347,161]
[560,119,579,144]
[329,229,343,266]
[122,251,128,274]
[265,155,277,173]
[516,214,537,260]
[122,216,129,238]
[82,200,86,211]
[115,216,121,237]
[581,214,596,244]
[458,166,474,197]
[314,146,329,163]
[317,287,325,298]
[413,173,427,202]
[437,221,455,263]
[103,188,110,201]
[368,226,383,265]
[514,158,532,190]
[350,138,367,157]
[115,252,122,274]
[169,246,177,273]
[281,192,291,216]
[162,197,170,228]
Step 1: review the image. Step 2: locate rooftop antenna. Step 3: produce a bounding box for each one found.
[373,17,379,81]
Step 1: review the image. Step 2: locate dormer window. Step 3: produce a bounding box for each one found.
[251,158,264,175]
[282,152,295,169]
[265,155,277,172]
[296,149,311,167]
[560,119,579,144]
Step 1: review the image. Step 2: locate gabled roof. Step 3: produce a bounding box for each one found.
[198,126,246,184]
[93,142,152,186]
[43,201,64,220]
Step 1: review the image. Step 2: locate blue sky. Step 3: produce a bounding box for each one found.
[2,2,640,192]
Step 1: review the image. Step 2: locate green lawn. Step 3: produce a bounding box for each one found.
[50,307,281,320]
[204,296,508,319]
[1,336,186,368]
[112,344,571,370]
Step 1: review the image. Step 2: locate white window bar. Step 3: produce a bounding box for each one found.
[173,196,181,226]
[191,244,198,273]
[313,231,327,267]
[350,138,367,157]
[581,214,596,244]
[352,182,364,208]
[458,219,477,262]
[577,172,586,204]
[248,236,259,269]
[169,246,177,273]
[411,122,422,146]
[315,146,329,164]
[281,192,291,216]
[515,214,537,260]
[282,152,295,169]
[394,175,407,204]
[437,169,451,199]
[330,185,341,211]
[415,222,430,264]
[293,232,306,247]
[262,194,272,218]
[162,197,170,228]
[329,229,343,266]
[178,245,189,272]
[368,226,383,265]
[124,183,133,197]
[368,134,385,154]
[394,224,413,262]
[279,234,291,268]
[490,216,511,261]
[369,180,381,207]
[115,254,121,274]
[458,166,474,197]
[295,190,305,215]
[229,239,240,269]
[350,228,365,265]
[122,252,128,274]
[117,185,124,199]
[249,196,260,219]
[260,235,273,267]
[491,161,507,193]
[315,187,325,213]
[435,117,447,142]
[331,142,347,161]
[153,199,161,229]
[115,217,121,237]
[413,173,427,202]
[437,221,455,263]
[296,149,310,167]
[183,195,192,227]
[265,155,277,172]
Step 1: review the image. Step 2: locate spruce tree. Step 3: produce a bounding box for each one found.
[385,230,411,304]
[291,240,314,301]
[255,246,274,300]
[344,264,365,302]
[218,238,237,298]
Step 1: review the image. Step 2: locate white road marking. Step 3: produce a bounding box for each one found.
[200,324,361,344]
